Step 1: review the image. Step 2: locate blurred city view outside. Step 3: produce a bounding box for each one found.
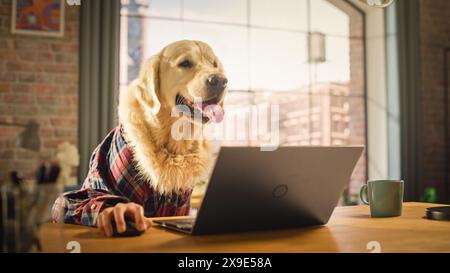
[119,0,366,200]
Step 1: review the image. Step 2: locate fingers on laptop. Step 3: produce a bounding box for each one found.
[97,202,152,237]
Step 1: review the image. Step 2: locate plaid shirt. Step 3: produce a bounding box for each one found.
[52,125,192,227]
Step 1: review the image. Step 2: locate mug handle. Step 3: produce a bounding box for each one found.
[360,185,370,205]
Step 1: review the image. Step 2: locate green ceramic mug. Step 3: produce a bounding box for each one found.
[360,180,404,217]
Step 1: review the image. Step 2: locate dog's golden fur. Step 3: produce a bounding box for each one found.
[118,40,227,194]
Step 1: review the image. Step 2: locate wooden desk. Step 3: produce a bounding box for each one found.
[39,203,450,253]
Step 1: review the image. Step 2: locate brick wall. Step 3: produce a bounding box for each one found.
[419,0,450,202]
[0,0,80,183]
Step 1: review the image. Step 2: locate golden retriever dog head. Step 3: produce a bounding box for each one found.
[135,40,228,125]
[119,40,227,194]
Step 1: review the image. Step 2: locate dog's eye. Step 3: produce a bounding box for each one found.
[178,60,193,68]
[213,61,218,68]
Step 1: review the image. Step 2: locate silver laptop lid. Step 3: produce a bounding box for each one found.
[192,146,364,235]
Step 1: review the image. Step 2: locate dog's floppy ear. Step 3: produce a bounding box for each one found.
[135,55,161,116]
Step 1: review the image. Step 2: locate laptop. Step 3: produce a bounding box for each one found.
[154,146,364,235]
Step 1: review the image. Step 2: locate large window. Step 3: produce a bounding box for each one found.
[120,0,366,202]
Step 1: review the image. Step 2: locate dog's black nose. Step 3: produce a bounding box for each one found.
[206,74,228,92]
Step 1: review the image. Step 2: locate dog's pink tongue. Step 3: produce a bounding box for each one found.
[195,103,224,123]
[204,104,224,123]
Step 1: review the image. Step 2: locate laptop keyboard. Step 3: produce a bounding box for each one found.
[160,218,195,230]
